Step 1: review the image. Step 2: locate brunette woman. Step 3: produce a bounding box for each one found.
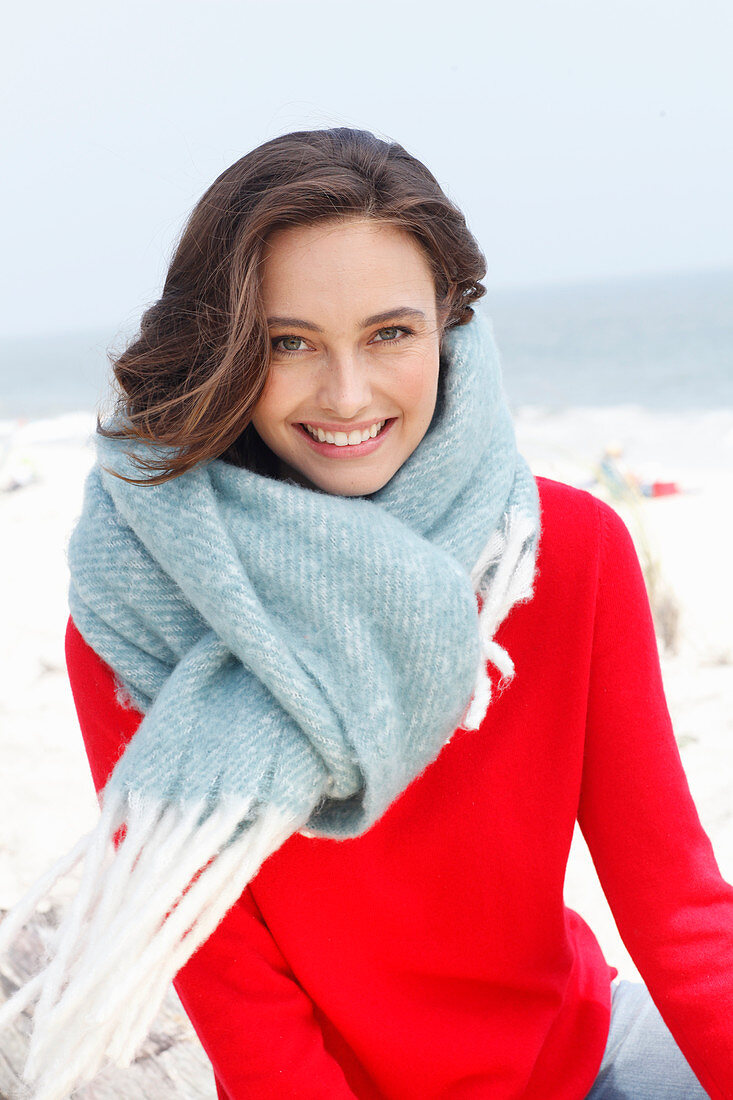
[3,128,732,1100]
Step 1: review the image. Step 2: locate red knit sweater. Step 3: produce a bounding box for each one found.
[64,478,733,1100]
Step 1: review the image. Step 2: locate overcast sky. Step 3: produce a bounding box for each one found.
[1,0,731,339]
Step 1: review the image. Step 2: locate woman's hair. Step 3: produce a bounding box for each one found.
[101,127,487,483]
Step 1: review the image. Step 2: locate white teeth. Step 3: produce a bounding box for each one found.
[304,420,386,445]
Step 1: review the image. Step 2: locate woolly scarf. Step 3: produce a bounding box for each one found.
[0,310,539,1100]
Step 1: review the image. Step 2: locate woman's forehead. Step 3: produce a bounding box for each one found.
[261,219,438,326]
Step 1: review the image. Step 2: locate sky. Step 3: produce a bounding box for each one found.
[1,0,732,339]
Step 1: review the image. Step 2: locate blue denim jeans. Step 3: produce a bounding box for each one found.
[585,980,709,1098]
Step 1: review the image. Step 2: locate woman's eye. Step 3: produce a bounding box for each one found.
[372,326,406,343]
[273,335,307,353]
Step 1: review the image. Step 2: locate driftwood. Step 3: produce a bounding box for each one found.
[0,907,216,1100]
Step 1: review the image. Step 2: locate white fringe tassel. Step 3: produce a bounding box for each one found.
[0,791,308,1100]
[462,512,537,730]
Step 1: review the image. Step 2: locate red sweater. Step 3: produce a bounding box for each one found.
[65,477,733,1100]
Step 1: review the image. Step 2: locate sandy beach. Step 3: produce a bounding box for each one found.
[1,404,732,992]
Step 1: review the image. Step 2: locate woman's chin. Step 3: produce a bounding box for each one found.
[278,459,394,498]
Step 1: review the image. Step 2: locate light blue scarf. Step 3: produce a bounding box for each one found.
[1,311,539,1099]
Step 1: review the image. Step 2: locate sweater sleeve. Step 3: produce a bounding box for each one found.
[577,500,733,1100]
[64,617,358,1100]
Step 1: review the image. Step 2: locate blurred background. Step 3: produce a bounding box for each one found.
[1,0,732,1083]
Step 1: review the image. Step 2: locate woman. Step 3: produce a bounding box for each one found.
[3,128,732,1099]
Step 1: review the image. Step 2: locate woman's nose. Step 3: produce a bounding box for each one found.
[317,350,373,418]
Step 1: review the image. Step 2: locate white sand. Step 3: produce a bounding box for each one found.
[1,406,732,986]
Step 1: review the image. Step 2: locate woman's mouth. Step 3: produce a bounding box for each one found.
[295,418,396,457]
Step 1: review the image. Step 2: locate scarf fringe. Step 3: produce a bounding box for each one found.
[462,512,538,731]
[0,791,308,1100]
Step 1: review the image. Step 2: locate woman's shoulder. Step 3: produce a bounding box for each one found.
[537,474,608,522]
[536,475,628,537]
[533,475,635,584]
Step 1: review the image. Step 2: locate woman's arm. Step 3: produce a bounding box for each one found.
[577,500,733,1100]
[64,618,357,1100]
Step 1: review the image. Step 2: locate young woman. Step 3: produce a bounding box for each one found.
[3,128,733,1100]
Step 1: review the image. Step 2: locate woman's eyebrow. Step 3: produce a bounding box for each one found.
[361,307,426,328]
[266,307,427,332]
[267,316,322,333]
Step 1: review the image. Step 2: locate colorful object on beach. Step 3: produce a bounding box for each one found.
[0,311,539,1100]
[598,445,682,500]
[642,480,682,498]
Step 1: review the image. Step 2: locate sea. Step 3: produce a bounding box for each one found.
[0,268,731,422]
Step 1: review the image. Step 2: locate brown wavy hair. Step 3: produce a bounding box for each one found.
[100,127,487,484]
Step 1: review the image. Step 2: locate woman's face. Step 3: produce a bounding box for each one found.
[251,218,444,496]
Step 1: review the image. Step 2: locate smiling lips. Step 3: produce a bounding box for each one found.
[297,418,395,456]
[303,419,387,445]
